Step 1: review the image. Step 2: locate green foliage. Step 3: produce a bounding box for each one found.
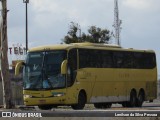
[62,22,111,44]
[63,22,78,44]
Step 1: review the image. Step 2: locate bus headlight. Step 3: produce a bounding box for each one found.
[52,92,64,97]
[24,95,32,98]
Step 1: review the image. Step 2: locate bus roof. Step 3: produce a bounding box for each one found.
[28,42,155,53]
[28,44,72,52]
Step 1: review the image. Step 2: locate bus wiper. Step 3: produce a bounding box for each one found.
[41,51,53,89]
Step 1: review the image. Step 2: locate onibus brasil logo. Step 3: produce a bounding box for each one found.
[1,112,42,117]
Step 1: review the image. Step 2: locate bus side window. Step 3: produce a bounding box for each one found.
[133,52,156,69]
[133,52,144,69]
[67,49,77,87]
[102,51,113,68]
[142,53,156,69]
[123,52,133,68]
[113,52,124,68]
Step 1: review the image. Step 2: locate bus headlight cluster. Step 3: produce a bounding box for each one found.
[24,95,32,98]
[53,93,64,97]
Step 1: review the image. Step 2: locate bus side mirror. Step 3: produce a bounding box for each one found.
[61,60,68,75]
[15,61,25,76]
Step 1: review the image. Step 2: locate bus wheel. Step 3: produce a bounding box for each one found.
[71,91,86,110]
[122,102,127,107]
[129,90,137,107]
[136,91,145,107]
[38,105,52,110]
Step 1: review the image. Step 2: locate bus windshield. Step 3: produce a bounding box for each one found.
[23,50,66,90]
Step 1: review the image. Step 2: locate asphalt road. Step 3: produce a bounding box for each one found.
[19,102,160,117]
[18,100,160,111]
[0,100,160,117]
[54,100,160,110]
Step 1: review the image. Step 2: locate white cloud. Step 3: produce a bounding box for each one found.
[31,0,61,13]
[122,0,152,10]
[30,0,113,29]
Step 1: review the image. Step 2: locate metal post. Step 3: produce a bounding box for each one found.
[113,0,122,46]
[23,0,29,52]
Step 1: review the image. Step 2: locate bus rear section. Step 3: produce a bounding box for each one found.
[77,48,157,108]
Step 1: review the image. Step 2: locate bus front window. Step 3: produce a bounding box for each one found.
[23,51,66,90]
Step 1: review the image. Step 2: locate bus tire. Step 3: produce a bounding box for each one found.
[71,91,86,110]
[122,102,127,107]
[129,90,137,107]
[136,90,145,107]
[38,105,52,110]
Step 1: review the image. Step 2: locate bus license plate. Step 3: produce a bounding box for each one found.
[39,100,46,104]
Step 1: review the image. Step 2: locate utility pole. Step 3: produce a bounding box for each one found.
[23,0,29,52]
[113,0,122,46]
[0,0,14,109]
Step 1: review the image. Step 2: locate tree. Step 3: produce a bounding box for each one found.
[63,22,79,44]
[62,22,111,44]
[0,0,14,109]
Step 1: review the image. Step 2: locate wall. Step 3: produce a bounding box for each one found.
[0,70,23,105]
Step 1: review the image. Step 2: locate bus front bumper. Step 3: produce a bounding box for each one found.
[24,96,66,106]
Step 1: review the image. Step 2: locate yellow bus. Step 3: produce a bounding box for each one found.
[15,43,157,110]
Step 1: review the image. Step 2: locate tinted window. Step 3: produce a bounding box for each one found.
[79,49,156,69]
[133,52,156,69]
[79,49,113,68]
[113,51,133,68]
[113,51,156,69]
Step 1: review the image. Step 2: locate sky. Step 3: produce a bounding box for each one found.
[1,0,160,77]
